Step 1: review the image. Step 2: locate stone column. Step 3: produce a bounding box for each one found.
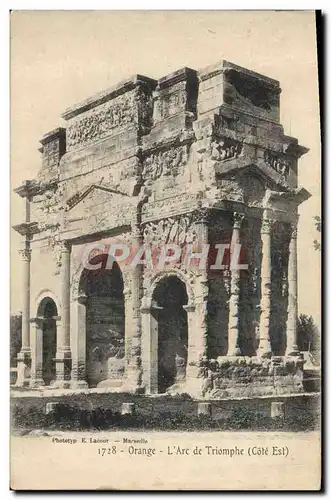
[227,212,244,356]
[15,247,31,387]
[192,207,210,363]
[70,294,88,389]
[53,242,72,388]
[124,225,143,393]
[286,220,299,356]
[141,304,161,394]
[29,317,44,387]
[257,217,273,357]
[182,303,198,379]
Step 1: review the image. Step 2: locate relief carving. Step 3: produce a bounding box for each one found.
[143,147,186,181]
[155,91,187,121]
[211,137,243,161]
[143,214,197,246]
[67,92,136,149]
[264,150,292,179]
[215,177,245,203]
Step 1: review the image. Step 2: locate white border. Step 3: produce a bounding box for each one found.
[3,4,328,498]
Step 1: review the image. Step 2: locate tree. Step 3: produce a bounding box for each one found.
[313,215,321,251]
[297,314,320,353]
[10,313,22,367]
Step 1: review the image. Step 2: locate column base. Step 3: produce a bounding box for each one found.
[227,347,242,357]
[121,382,145,395]
[70,380,89,390]
[285,346,301,357]
[123,367,144,394]
[256,350,272,359]
[29,378,45,389]
[170,377,205,399]
[50,380,71,389]
[257,340,272,358]
[15,351,31,387]
[97,378,123,389]
[55,352,72,382]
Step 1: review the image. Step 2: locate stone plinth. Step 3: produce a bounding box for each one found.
[121,403,135,416]
[270,401,285,419]
[197,402,212,417]
[45,402,59,414]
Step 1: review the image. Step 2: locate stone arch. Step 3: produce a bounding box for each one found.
[72,251,126,388]
[141,269,197,395]
[71,255,131,302]
[34,289,60,319]
[145,269,195,309]
[34,294,58,386]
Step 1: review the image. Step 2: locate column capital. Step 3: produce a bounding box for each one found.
[19,248,31,261]
[261,217,274,234]
[288,221,298,239]
[77,293,88,305]
[131,222,142,238]
[59,240,71,253]
[29,316,44,327]
[193,206,210,224]
[183,304,196,313]
[233,212,245,229]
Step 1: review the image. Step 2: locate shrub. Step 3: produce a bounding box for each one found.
[11,398,319,432]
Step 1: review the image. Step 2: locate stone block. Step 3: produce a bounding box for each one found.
[197,402,212,417]
[121,403,135,415]
[45,402,59,415]
[270,401,285,419]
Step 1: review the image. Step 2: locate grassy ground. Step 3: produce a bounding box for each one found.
[11,392,320,432]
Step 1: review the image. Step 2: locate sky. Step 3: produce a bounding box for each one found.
[10,10,321,326]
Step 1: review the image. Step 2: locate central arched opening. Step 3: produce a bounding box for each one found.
[80,256,125,388]
[37,297,57,386]
[152,276,188,393]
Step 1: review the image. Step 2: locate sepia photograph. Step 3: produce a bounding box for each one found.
[10,10,321,490]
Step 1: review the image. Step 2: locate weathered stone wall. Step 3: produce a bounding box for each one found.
[201,357,304,399]
[29,237,61,316]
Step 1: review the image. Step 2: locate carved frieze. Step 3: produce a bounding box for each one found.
[142,146,186,181]
[67,91,141,150]
[211,137,243,162]
[143,213,197,246]
[264,149,292,178]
